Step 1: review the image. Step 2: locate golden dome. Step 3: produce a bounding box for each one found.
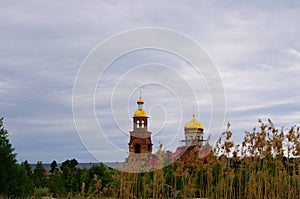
[197,123,204,129]
[137,97,144,104]
[184,115,204,133]
[134,109,147,117]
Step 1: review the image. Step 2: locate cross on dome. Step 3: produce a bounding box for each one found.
[134,91,147,117]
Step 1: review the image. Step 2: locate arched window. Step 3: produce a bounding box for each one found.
[135,144,141,153]
[141,120,144,128]
[136,120,140,128]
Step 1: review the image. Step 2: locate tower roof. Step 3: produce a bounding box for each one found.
[184,114,204,133]
[134,109,147,117]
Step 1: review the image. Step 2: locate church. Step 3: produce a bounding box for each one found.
[126,94,211,167]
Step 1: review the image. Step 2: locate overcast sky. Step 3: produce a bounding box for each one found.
[1,1,300,163]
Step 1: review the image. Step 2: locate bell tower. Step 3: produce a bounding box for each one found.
[128,93,152,154]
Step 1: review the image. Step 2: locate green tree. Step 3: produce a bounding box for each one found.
[61,158,78,171]
[47,170,65,197]
[32,161,46,188]
[0,117,32,196]
[86,163,114,197]
[21,160,32,176]
[10,165,34,196]
[0,118,16,195]
[50,160,58,173]
[60,158,81,193]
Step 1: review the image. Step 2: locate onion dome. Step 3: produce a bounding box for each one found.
[137,97,144,104]
[134,109,147,117]
[184,114,204,134]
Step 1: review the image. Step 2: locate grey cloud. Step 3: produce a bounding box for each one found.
[1,1,300,163]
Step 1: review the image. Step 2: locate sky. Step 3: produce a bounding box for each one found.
[1,0,300,164]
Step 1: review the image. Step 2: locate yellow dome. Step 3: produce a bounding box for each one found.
[197,123,204,129]
[134,109,147,117]
[184,115,204,133]
[137,97,144,103]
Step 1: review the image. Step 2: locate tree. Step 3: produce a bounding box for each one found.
[0,117,32,196]
[32,161,46,188]
[60,158,81,193]
[86,163,114,197]
[0,118,16,195]
[60,158,79,171]
[50,160,58,173]
[47,170,65,197]
[21,160,32,176]
[10,165,34,196]
[87,163,113,188]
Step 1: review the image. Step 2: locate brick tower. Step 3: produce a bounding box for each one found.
[128,94,152,154]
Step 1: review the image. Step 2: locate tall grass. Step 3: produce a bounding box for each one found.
[110,119,300,199]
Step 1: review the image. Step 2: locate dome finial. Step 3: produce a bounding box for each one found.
[137,90,144,104]
[193,106,195,117]
[134,91,147,117]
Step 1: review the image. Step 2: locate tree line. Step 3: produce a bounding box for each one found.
[2,117,300,198]
[0,118,114,198]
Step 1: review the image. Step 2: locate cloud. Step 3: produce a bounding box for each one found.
[1,1,300,163]
[288,49,300,59]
